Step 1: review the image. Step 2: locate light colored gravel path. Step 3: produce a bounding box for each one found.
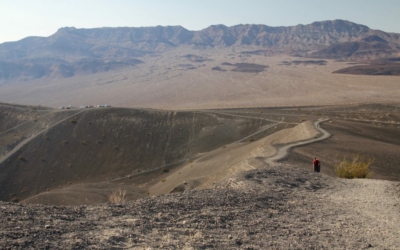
[318,177,400,248]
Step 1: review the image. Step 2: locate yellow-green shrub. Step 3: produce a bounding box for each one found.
[334,154,374,179]
[109,188,127,203]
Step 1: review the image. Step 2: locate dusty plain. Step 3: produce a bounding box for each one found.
[0,49,399,109]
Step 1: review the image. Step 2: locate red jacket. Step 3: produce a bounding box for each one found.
[313,159,320,166]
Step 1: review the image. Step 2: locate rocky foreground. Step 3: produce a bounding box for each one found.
[1,164,399,249]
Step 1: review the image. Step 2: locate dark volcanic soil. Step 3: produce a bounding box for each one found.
[333,63,400,75]
[284,103,400,180]
[220,63,268,73]
[0,106,274,204]
[291,60,327,65]
[1,103,400,208]
[1,164,399,249]
[1,103,400,248]
[211,66,227,72]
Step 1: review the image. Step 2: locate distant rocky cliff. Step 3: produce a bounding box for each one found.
[0,20,399,82]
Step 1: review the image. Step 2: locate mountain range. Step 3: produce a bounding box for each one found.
[0,19,399,82]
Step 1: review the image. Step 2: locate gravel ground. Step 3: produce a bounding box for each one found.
[1,163,399,249]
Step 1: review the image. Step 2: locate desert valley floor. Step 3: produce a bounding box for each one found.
[1,52,399,110]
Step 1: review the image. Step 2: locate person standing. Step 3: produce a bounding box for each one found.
[313,157,320,172]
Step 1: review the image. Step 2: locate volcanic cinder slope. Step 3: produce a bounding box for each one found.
[1,102,400,206]
[1,103,294,204]
[1,104,400,249]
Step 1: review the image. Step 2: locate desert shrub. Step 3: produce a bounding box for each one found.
[109,188,127,203]
[162,167,169,173]
[334,154,374,179]
[18,156,26,162]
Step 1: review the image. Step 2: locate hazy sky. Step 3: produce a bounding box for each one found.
[1,0,400,43]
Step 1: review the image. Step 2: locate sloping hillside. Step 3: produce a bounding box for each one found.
[0,107,275,203]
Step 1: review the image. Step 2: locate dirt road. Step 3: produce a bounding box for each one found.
[266,118,331,163]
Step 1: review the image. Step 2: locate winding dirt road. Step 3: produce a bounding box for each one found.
[266,118,331,164]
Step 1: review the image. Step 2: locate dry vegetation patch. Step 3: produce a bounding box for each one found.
[109,188,127,203]
[334,154,374,179]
